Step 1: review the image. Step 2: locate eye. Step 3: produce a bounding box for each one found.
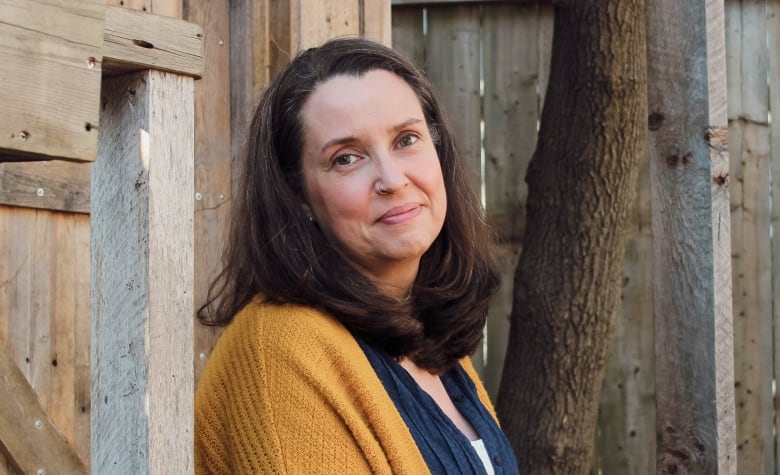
[397,133,419,149]
[333,153,360,167]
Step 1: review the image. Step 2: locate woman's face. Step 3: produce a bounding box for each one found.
[300,69,447,297]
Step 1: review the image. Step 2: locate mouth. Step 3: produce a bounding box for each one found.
[378,204,422,225]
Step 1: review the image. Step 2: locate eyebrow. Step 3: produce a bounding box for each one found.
[319,118,425,153]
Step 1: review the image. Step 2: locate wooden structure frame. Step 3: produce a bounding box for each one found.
[0,3,203,473]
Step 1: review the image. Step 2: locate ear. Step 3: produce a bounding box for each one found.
[301,203,315,222]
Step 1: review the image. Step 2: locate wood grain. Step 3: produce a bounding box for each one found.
[647,0,736,472]
[187,0,232,383]
[0,162,90,214]
[0,207,91,473]
[0,346,86,474]
[102,4,204,78]
[483,3,539,244]
[91,70,194,474]
[0,0,104,162]
[425,4,482,195]
[390,6,425,68]
[725,1,774,473]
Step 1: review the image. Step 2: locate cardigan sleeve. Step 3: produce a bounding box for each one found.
[195,301,427,475]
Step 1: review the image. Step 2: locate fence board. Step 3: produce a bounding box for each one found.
[725,2,774,473]
[0,207,91,473]
[594,156,655,474]
[647,0,735,471]
[425,4,482,183]
[186,0,232,384]
[768,1,780,472]
[391,6,425,68]
[483,3,539,244]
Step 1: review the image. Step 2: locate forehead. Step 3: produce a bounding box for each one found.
[301,70,425,142]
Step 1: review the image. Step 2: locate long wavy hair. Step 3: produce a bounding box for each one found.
[199,37,499,374]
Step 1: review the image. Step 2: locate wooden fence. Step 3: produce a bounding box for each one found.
[0,0,777,473]
[392,1,779,474]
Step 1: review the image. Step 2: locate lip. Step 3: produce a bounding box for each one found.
[377,204,422,225]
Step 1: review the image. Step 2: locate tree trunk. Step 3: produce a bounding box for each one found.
[495,2,647,473]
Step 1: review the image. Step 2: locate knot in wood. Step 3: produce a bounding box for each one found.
[705,126,728,153]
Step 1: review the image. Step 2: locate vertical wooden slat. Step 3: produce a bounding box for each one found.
[725,1,774,473]
[647,0,736,472]
[481,3,540,398]
[594,157,656,474]
[91,70,194,474]
[425,4,482,183]
[391,6,425,69]
[298,0,362,49]
[483,3,539,244]
[363,0,392,45]
[186,0,233,383]
[768,0,780,472]
[0,207,91,473]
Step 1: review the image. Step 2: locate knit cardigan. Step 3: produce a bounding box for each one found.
[194,299,499,474]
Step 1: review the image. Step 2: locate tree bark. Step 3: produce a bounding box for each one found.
[495,2,647,473]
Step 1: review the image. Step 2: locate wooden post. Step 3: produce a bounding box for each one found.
[647,0,736,473]
[91,70,195,474]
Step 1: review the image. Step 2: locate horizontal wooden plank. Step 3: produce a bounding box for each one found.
[0,162,90,213]
[0,346,87,475]
[0,0,104,163]
[102,5,204,78]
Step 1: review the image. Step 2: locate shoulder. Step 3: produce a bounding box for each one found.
[201,298,364,386]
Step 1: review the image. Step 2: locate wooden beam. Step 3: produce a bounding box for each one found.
[0,0,104,163]
[0,162,90,213]
[91,70,194,474]
[0,346,86,474]
[102,5,204,78]
[646,0,736,473]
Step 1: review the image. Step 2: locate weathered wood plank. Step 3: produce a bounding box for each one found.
[0,206,91,473]
[363,0,392,45]
[187,0,232,383]
[102,5,204,78]
[104,0,182,18]
[647,0,736,472]
[390,6,425,69]
[594,157,655,474]
[425,4,482,190]
[298,0,362,49]
[91,70,194,474]
[724,1,774,473]
[767,1,780,472]
[0,162,90,214]
[0,346,86,475]
[483,3,539,244]
[0,0,104,163]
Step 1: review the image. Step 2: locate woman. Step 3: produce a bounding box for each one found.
[195,37,519,474]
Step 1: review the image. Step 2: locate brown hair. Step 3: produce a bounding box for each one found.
[200,37,499,374]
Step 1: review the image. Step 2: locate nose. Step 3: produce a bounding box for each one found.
[374,154,409,195]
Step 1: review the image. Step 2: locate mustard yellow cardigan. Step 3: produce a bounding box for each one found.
[194,299,498,474]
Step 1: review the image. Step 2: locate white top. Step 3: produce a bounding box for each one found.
[470,439,495,475]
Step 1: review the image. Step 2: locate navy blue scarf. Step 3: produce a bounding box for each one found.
[357,340,519,475]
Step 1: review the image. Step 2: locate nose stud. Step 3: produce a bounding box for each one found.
[376,183,389,195]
